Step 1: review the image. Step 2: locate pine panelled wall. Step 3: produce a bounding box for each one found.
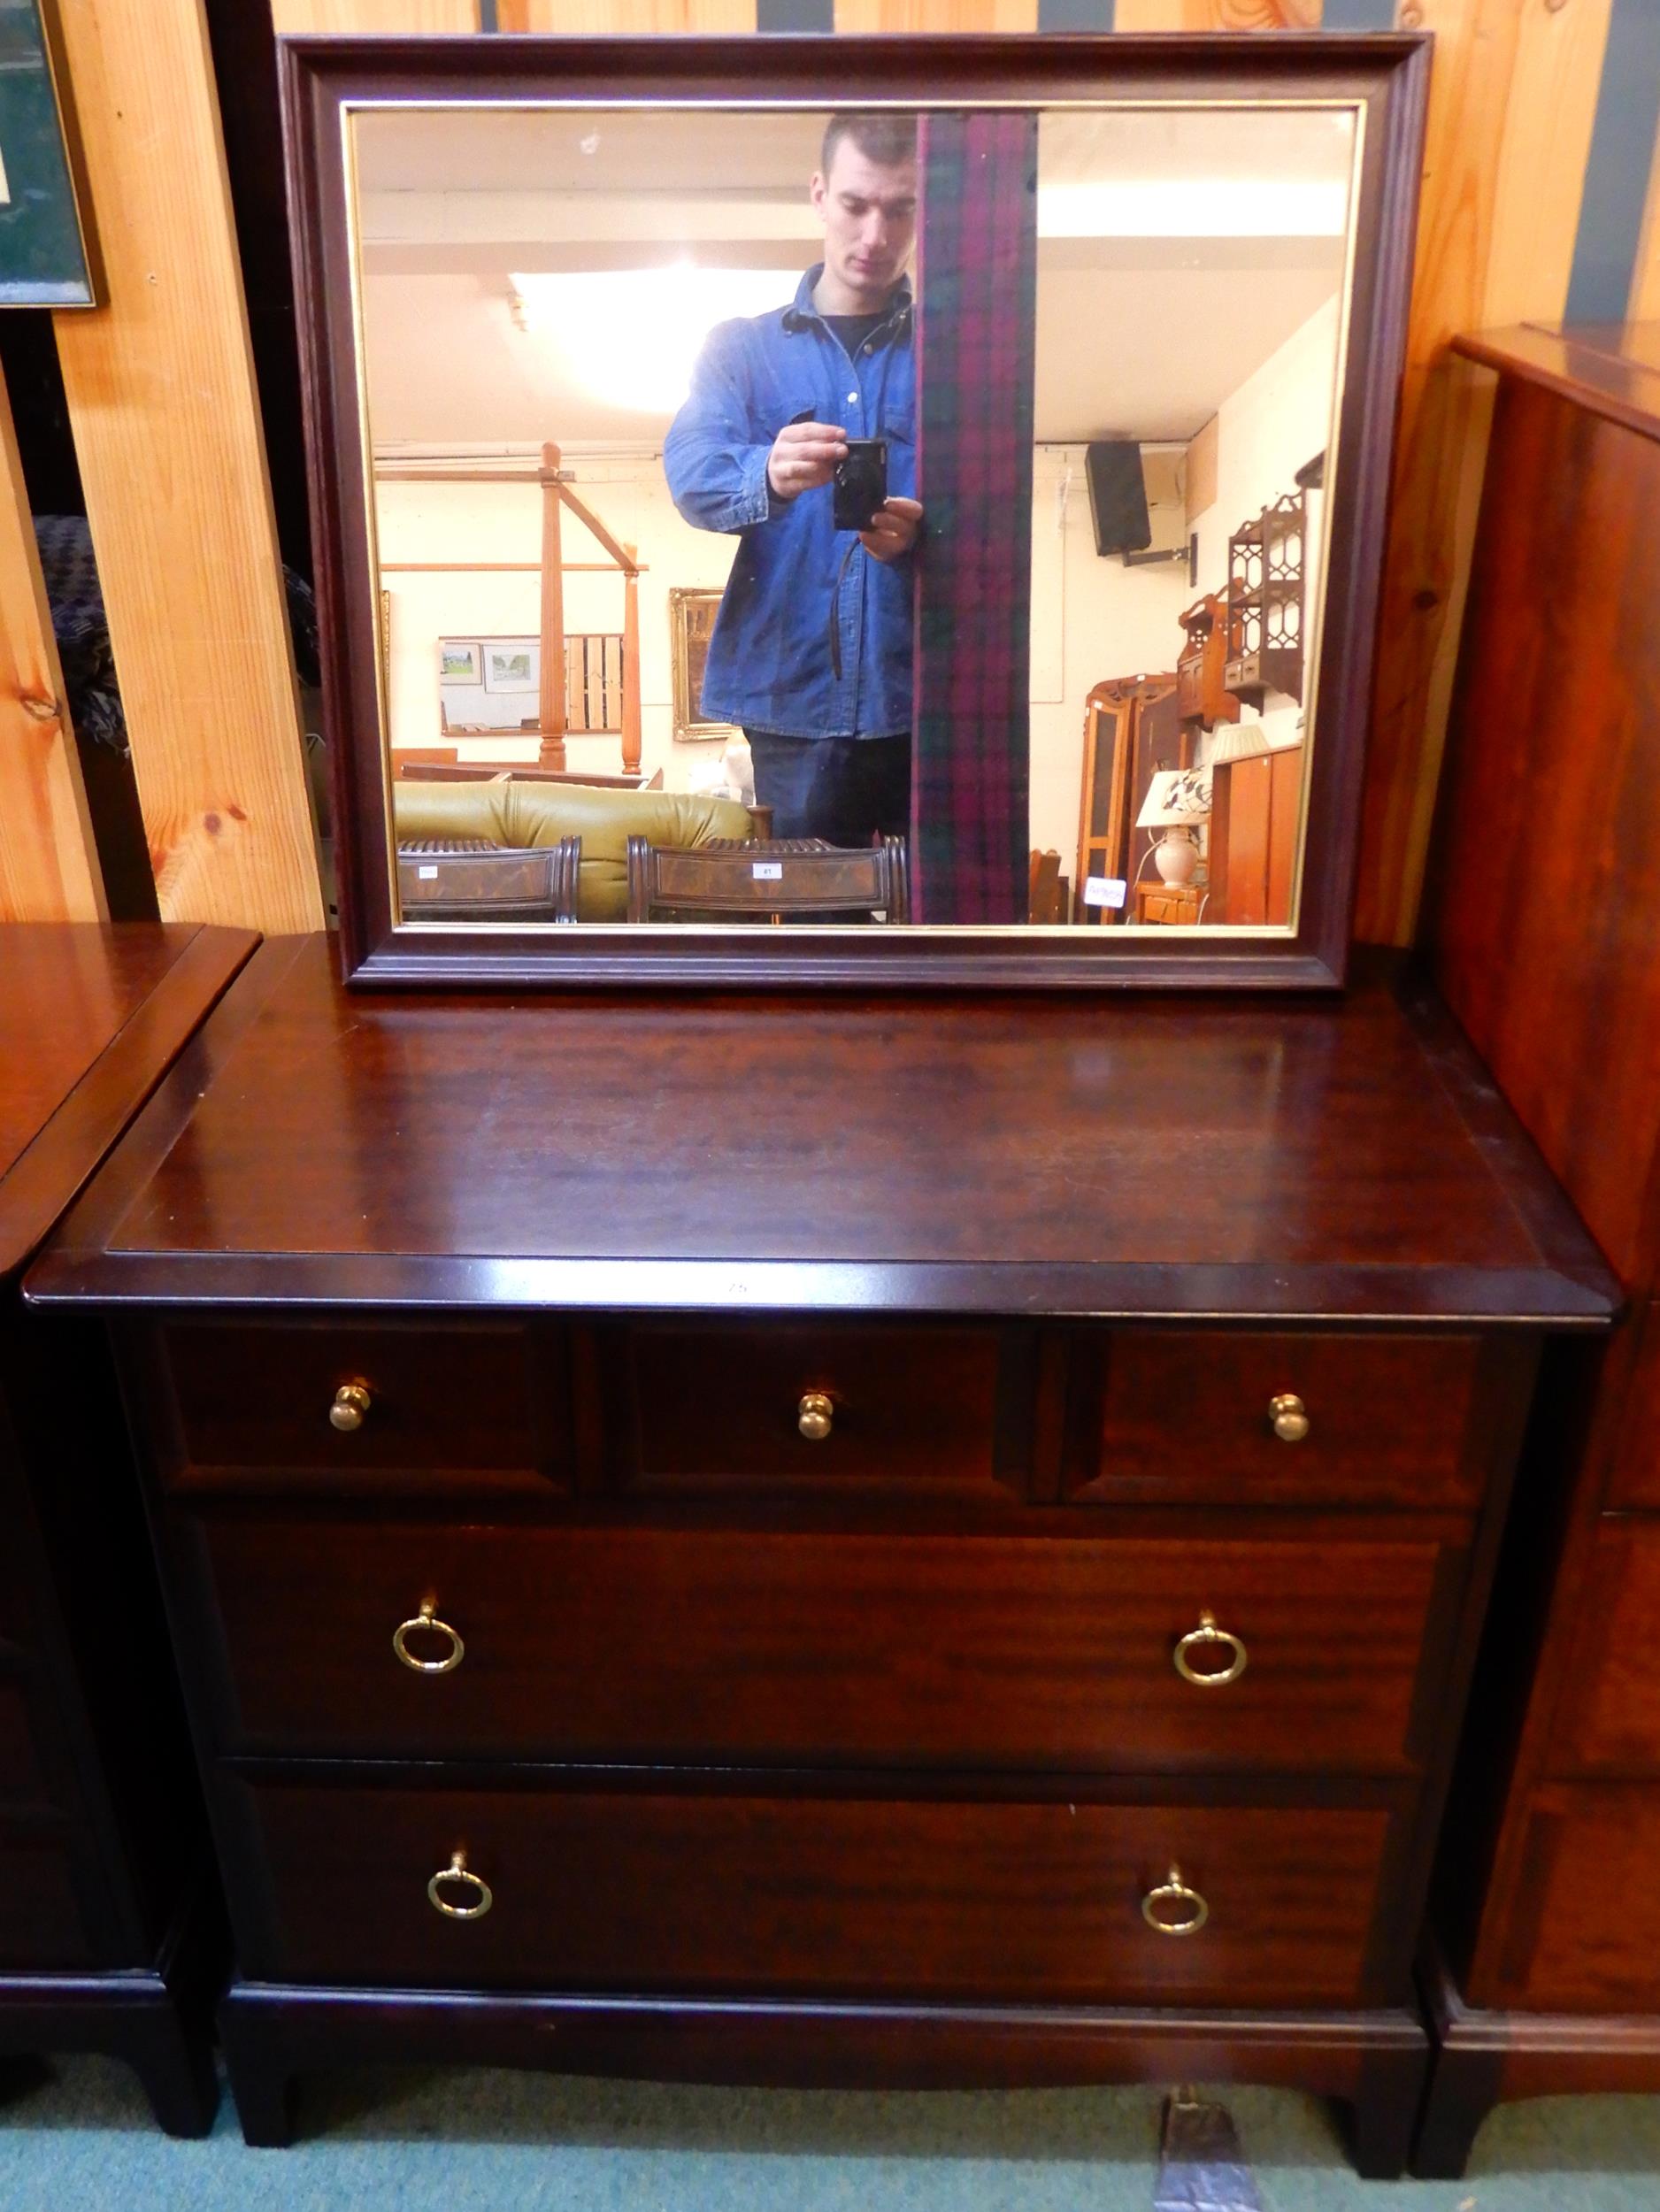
[0,0,1654,936]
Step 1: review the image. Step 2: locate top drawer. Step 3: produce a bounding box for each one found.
[158,1322,564,1493]
[1065,1330,1495,1509]
[619,1321,1017,1503]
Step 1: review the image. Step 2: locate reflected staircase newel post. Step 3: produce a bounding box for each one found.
[537,439,567,772]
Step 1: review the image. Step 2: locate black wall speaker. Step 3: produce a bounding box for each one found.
[1085,441,1151,557]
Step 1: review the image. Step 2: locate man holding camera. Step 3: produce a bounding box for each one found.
[663,112,924,848]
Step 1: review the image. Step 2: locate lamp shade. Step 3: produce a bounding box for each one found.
[1135,765,1212,829]
[1206,722,1277,764]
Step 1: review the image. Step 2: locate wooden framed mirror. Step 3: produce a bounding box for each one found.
[281,31,1428,989]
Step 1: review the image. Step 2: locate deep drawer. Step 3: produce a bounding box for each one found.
[0,1823,90,1968]
[1068,1331,1489,1509]
[239,1781,1395,2007]
[196,1519,1449,1773]
[159,1321,559,1489]
[621,1322,1012,1501]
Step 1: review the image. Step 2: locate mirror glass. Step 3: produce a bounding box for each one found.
[350,100,1356,933]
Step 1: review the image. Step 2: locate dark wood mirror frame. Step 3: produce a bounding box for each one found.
[281,30,1429,992]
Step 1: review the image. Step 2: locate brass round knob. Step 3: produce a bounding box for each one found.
[1269,1392,1309,1443]
[1172,1610,1249,1687]
[1142,1863,1208,1937]
[329,1381,372,1433]
[393,1600,465,1675]
[427,1849,492,1921]
[797,1390,834,1442]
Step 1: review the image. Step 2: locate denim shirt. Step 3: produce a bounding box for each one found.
[663,265,916,740]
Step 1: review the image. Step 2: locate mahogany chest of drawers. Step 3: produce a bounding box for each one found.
[27,935,1616,2173]
[1410,323,1660,2174]
[0,922,252,2131]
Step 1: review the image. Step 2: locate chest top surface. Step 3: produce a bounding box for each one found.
[0,924,257,1282]
[22,935,1616,1324]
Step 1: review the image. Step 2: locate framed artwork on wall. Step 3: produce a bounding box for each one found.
[438,641,480,681]
[670,586,733,744]
[482,640,538,694]
[0,0,100,307]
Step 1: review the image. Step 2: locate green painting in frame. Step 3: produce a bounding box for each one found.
[0,0,99,307]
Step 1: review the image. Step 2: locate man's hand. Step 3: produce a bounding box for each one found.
[859,496,924,563]
[767,419,847,500]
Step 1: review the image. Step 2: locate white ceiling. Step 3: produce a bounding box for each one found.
[353,103,1352,450]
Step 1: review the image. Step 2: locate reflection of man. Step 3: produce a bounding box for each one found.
[664,112,922,847]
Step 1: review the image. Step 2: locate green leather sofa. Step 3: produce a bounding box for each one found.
[391,778,759,923]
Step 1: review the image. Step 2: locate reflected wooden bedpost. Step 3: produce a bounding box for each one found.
[537,439,566,772]
[621,541,642,780]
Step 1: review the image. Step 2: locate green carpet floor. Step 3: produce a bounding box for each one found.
[5,2061,1660,2209]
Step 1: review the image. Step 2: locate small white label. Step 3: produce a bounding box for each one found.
[752,861,783,880]
[1083,875,1126,910]
[418,865,439,880]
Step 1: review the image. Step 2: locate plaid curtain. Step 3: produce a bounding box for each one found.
[911,111,1038,925]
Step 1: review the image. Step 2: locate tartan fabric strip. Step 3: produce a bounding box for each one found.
[912,111,1038,926]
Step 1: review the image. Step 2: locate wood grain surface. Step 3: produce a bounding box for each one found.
[501,0,753,25]
[23,938,1617,1318]
[1355,0,1613,945]
[1429,360,1660,1288]
[52,0,324,935]
[271,0,478,25]
[0,925,255,1277]
[236,1779,1398,2006]
[0,370,102,926]
[192,1515,1453,1770]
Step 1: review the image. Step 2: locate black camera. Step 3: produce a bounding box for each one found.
[832,438,888,532]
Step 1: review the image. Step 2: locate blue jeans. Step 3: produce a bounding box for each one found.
[745,730,911,848]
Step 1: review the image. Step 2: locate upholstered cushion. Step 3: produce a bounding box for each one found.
[391,780,757,921]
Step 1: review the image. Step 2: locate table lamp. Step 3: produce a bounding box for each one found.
[1135,766,1212,886]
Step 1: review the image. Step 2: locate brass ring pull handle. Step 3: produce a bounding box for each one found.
[392,1600,465,1675]
[1142,1864,1209,1937]
[1269,1392,1310,1443]
[1172,1610,1249,1687]
[427,1849,492,1921]
[797,1390,834,1442]
[329,1381,372,1433]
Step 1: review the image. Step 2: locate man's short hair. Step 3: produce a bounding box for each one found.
[820,111,918,177]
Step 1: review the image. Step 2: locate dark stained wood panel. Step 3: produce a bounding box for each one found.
[1076,1330,1487,1509]
[1430,367,1660,1289]
[0,925,256,1278]
[1455,324,1660,450]
[24,938,1617,1323]
[1546,1520,1660,1773]
[195,1518,1449,1775]
[160,1320,557,1486]
[0,929,188,1179]
[241,1782,1395,2008]
[626,1322,1006,1499]
[1495,1785,1660,2010]
[0,1824,91,1968]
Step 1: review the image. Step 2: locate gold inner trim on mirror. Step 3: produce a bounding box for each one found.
[339,94,1365,939]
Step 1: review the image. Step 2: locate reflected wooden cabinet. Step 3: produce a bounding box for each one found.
[1210,747,1304,927]
[1075,675,1179,925]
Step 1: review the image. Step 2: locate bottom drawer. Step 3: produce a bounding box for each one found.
[1498,1784,1660,2009]
[242,1783,1395,2008]
[0,1824,90,1968]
